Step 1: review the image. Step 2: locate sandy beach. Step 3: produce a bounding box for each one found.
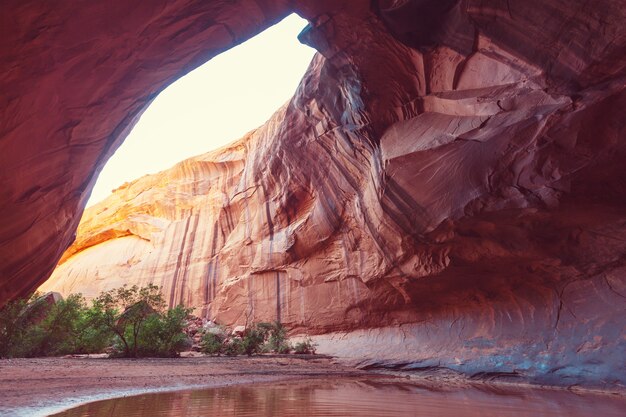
[0,355,368,416]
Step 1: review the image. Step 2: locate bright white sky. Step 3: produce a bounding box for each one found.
[87,14,315,206]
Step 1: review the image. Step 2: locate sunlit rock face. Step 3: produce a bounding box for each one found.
[0,0,292,304]
[5,0,626,387]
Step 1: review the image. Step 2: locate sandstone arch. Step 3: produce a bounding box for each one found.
[2,0,625,387]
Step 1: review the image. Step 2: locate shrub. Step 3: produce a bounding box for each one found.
[222,337,245,356]
[2,287,318,359]
[0,297,29,358]
[201,332,226,355]
[201,322,289,357]
[90,284,166,357]
[0,292,80,358]
[137,305,192,357]
[38,294,88,356]
[241,327,265,356]
[16,325,47,357]
[73,305,114,354]
[1,286,193,358]
[293,337,316,354]
[263,322,290,353]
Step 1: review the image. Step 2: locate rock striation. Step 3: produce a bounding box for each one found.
[4,0,626,388]
[0,0,292,304]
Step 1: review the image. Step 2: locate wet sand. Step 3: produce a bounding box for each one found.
[2,355,625,417]
[0,354,368,416]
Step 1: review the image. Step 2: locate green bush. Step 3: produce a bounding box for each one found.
[73,305,114,354]
[90,284,167,357]
[241,327,265,356]
[0,293,87,358]
[199,321,301,357]
[137,305,192,357]
[2,287,318,359]
[263,322,290,353]
[293,337,316,354]
[2,285,192,358]
[222,337,245,356]
[38,294,89,356]
[0,297,30,358]
[201,332,226,355]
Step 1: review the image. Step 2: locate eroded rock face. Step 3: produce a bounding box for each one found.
[4,0,626,387]
[0,0,292,303]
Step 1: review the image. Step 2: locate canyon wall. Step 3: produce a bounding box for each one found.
[0,0,292,303]
[4,0,626,388]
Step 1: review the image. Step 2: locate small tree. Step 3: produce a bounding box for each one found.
[293,337,317,354]
[1,286,191,358]
[263,321,290,353]
[38,294,87,355]
[201,332,226,355]
[0,292,56,358]
[138,305,192,357]
[0,297,29,358]
[90,284,166,357]
[241,326,265,356]
[222,337,245,356]
[74,304,114,354]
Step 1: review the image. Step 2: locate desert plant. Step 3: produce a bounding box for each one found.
[293,337,316,354]
[137,305,192,357]
[200,322,286,357]
[201,332,226,355]
[90,284,166,357]
[0,292,66,358]
[73,306,114,354]
[16,324,47,357]
[263,321,290,353]
[222,337,245,356]
[241,326,265,356]
[37,294,88,356]
[0,297,29,358]
[1,286,192,358]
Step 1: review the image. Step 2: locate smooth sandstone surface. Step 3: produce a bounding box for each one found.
[3,0,626,388]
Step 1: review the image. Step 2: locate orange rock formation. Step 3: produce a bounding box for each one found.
[3,0,626,388]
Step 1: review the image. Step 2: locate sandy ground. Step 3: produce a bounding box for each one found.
[0,354,369,416]
[2,354,624,417]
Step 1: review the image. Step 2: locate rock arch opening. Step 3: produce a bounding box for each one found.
[87,14,315,207]
[1,0,624,388]
[38,13,316,310]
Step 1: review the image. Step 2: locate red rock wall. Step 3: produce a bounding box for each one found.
[0,0,292,303]
[4,0,626,387]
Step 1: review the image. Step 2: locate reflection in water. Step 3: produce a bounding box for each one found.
[51,379,626,417]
